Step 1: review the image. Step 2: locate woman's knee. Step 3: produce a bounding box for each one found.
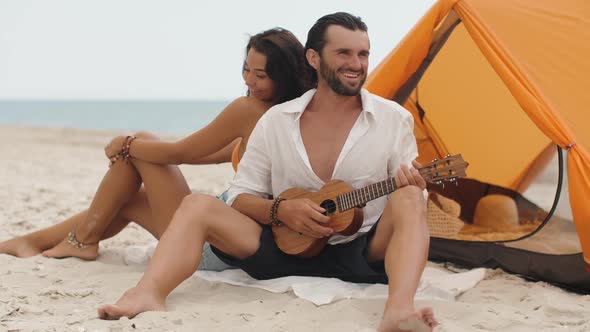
[133,131,160,141]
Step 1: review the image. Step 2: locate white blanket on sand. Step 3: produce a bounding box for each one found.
[125,244,485,306]
[195,267,485,306]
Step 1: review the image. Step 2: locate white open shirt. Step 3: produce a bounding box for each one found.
[226,89,420,244]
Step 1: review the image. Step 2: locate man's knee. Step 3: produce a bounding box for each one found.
[173,193,220,227]
[388,186,426,210]
[385,186,427,227]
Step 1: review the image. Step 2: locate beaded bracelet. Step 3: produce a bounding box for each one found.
[269,197,286,226]
[123,136,137,161]
[118,135,137,162]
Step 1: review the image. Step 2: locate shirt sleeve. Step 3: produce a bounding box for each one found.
[388,110,428,200]
[225,115,273,206]
[388,112,418,176]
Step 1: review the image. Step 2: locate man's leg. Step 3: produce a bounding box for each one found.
[97,193,262,320]
[366,186,438,332]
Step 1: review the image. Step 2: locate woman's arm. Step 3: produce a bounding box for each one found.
[107,97,269,165]
[190,138,241,165]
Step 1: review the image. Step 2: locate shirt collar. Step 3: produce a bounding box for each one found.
[281,88,376,117]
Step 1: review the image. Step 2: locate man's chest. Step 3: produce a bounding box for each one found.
[265,111,400,192]
[299,113,360,182]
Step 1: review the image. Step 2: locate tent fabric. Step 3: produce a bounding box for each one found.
[365,0,590,266]
[429,238,590,292]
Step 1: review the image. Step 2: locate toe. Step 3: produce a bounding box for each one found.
[41,250,53,258]
[97,306,108,319]
[399,316,432,332]
[98,304,124,320]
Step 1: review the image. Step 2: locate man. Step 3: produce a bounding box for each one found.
[98,12,438,331]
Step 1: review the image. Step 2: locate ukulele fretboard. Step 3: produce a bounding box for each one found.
[336,178,397,211]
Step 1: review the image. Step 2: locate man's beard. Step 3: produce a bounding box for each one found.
[319,57,366,96]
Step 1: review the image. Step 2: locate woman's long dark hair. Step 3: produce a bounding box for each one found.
[246,28,312,105]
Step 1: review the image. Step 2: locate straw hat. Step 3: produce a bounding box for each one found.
[426,192,465,239]
[472,194,519,231]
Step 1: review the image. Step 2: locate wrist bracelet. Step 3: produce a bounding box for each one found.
[124,136,137,161]
[118,135,137,162]
[269,197,286,226]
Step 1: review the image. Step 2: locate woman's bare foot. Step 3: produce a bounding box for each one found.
[0,237,42,258]
[42,238,99,260]
[98,287,166,320]
[379,306,438,332]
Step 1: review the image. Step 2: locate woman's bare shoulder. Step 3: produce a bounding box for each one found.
[226,96,272,115]
[209,96,272,138]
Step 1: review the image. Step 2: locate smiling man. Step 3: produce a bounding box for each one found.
[98,12,437,332]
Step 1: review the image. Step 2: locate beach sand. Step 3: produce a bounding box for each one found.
[1,125,589,331]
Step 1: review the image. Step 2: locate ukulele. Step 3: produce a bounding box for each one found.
[271,154,468,257]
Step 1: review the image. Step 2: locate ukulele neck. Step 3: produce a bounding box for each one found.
[337,178,397,212]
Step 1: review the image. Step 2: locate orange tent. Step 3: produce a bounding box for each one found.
[366,0,590,289]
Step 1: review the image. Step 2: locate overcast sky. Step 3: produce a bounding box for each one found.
[0,0,435,100]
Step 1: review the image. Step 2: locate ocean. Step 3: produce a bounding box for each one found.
[0,100,230,135]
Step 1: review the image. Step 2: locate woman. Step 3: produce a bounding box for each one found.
[0,28,311,263]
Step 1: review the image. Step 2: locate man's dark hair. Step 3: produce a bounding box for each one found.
[305,12,368,84]
[246,28,312,104]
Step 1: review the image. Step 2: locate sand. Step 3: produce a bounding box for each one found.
[1,125,589,332]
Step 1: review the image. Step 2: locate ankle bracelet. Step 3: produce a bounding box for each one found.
[67,230,98,249]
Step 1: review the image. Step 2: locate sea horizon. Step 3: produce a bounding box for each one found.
[0,99,231,135]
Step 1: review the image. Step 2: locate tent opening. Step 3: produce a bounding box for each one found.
[366,0,590,293]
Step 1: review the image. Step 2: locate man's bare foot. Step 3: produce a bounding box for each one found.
[379,306,438,332]
[97,287,166,320]
[0,237,42,258]
[42,238,99,260]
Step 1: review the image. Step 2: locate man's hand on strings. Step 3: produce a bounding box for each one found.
[395,160,426,190]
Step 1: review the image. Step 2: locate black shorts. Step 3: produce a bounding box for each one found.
[210,222,387,284]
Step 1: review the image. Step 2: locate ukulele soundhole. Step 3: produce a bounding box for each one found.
[320,199,337,216]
